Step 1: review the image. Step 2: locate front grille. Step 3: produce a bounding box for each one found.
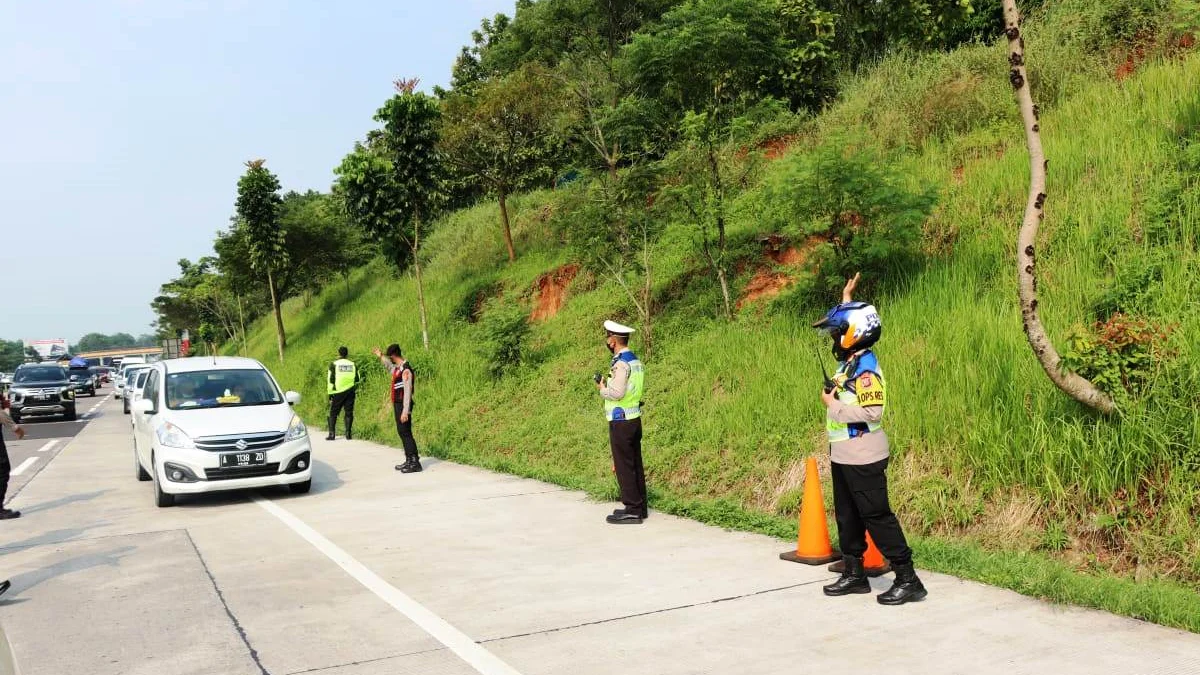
[194,432,286,453]
[20,389,61,403]
[204,463,281,481]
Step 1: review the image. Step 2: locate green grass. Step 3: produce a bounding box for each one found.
[236,7,1200,632]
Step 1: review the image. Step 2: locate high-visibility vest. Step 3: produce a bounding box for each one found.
[604,350,644,421]
[826,350,885,443]
[328,358,358,395]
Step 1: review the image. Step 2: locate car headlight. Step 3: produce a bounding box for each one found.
[9,389,23,403]
[156,421,195,449]
[286,414,307,441]
[61,387,74,399]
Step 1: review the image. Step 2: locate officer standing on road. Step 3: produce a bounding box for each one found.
[327,346,359,441]
[0,394,26,520]
[373,344,421,473]
[596,320,647,524]
[816,274,927,605]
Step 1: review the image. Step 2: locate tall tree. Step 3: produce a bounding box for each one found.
[235,159,287,362]
[337,79,445,349]
[440,64,566,263]
[1001,0,1115,414]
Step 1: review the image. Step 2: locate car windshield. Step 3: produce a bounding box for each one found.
[166,369,282,410]
[15,367,66,382]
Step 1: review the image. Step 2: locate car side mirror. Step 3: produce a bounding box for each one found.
[285,391,301,406]
[134,399,156,415]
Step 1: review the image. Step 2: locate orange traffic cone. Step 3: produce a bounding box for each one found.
[828,531,892,577]
[779,457,840,565]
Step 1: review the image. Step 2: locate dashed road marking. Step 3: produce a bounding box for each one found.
[12,457,39,476]
[37,440,59,453]
[254,495,524,675]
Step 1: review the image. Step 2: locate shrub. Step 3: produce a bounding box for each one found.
[1060,313,1178,403]
[753,140,938,302]
[477,297,532,379]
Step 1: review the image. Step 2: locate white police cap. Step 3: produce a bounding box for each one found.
[603,320,636,335]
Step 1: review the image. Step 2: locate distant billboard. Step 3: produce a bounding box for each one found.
[24,338,68,361]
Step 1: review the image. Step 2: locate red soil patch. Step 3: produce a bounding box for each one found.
[761,134,798,160]
[737,270,794,309]
[739,234,826,309]
[530,263,579,322]
[1180,33,1196,50]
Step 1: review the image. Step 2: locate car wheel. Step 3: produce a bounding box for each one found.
[64,406,77,422]
[288,479,312,495]
[135,443,150,482]
[152,456,175,507]
[123,399,130,415]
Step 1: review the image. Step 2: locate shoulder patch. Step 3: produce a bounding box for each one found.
[855,370,885,407]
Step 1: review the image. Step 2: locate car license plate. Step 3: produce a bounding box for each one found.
[33,395,49,402]
[220,452,266,467]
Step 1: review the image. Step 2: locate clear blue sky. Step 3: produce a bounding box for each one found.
[0,0,514,345]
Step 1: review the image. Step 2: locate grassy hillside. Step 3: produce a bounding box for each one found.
[240,10,1200,630]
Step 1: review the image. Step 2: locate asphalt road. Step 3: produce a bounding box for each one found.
[0,394,1198,675]
[3,389,112,505]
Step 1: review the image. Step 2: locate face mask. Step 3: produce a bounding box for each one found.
[606,339,615,354]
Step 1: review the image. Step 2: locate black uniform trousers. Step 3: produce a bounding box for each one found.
[0,429,10,507]
[392,400,419,460]
[609,418,646,516]
[328,389,356,435]
[830,457,913,567]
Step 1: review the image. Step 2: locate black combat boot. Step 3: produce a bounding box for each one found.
[345,421,353,441]
[396,455,422,473]
[823,554,871,596]
[876,563,928,605]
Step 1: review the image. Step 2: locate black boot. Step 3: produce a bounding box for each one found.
[823,555,871,596]
[345,421,353,441]
[877,563,928,605]
[326,415,336,441]
[396,455,422,473]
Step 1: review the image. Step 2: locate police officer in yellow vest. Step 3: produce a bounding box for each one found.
[596,320,647,524]
[816,274,926,605]
[326,346,359,441]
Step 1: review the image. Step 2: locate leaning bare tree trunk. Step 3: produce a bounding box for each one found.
[266,268,286,363]
[412,224,431,350]
[1003,1,1115,414]
[498,190,516,262]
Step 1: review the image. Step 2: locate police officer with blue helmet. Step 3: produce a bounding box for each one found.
[816,274,927,605]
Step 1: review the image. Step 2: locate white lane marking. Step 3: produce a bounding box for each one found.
[253,496,523,675]
[12,457,39,476]
[37,440,59,453]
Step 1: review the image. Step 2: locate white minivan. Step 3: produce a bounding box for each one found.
[131,357,313,507]
[114,356,148,400]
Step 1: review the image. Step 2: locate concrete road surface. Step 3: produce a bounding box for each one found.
[0,395,1197,675]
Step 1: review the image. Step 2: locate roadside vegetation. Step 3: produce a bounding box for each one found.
[150,0,1200,630]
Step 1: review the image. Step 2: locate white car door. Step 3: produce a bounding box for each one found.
[134,369,160,468]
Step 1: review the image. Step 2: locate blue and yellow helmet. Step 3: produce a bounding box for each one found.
[813,301,882,356]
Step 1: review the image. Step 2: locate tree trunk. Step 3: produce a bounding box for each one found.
[266,268,286,363]
[499,190,516,262]
[641,236,654,360]
[716,266,733,322]
[412,224,430,350]
[237,295,248,357]
[1003,1,1115,414]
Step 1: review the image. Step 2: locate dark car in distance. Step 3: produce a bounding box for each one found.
[8,364,77,422]
[69,368,97,397]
